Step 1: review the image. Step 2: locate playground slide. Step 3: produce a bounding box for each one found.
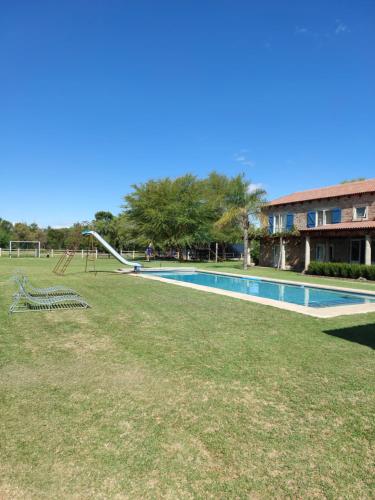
[82,230,142,271]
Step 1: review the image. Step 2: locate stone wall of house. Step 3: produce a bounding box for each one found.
[259,239,274,267]
[259,237,304,270]
[262,193,375,230]
[285,237,305,270]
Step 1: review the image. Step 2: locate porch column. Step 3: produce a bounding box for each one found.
[304,235,310,271]
[365,234,371,266]
[280,237,286,270]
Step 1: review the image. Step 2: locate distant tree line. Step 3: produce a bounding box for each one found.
[0,219,90,250]
[1,172,266,269]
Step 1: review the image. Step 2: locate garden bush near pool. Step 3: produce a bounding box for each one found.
[307,261,375,280]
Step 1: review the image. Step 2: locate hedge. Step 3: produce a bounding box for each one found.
[307,261,375,281]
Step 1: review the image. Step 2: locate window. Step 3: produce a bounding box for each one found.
[314,208,339,226]
[317,210,324,226]
[274,214,280,232]
[325,210,333,224]
[270,213,294,233]
[353,206,368,220]
[316,243,334,262]
[273,214,287,233]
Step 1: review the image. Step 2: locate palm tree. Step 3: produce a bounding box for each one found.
[215,174,266,270]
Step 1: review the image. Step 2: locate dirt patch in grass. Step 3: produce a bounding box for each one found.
[61,332,114,355]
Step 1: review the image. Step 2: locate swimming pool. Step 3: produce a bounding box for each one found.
[148,271,375,309]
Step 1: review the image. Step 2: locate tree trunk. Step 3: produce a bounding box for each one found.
[222,243,226,261]
[247,239,252,266]
[243,226,248,270]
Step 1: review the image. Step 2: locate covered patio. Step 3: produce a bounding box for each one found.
[302,221,375,270]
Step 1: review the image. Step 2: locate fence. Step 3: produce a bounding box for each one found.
[0,248,144,259]
[0,248,242,261]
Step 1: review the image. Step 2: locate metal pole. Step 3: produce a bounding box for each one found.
[215,242,218,263]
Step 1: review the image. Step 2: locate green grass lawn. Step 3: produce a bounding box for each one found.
[1,257,374,498]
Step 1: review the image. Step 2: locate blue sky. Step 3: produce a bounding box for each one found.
[1,0,374,227]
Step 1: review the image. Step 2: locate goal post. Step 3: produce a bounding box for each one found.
[9,241,41,258]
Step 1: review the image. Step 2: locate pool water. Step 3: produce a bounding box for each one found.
[150,271,375,308]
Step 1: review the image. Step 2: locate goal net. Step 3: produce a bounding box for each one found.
[9,241,41,258]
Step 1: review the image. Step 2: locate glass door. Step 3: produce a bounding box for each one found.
[350,239,361,264]
[316,244,326,262]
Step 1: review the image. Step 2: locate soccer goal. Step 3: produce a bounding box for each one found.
[9,241,41,258]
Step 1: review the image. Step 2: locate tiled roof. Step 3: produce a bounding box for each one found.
[301,221,375,232]
[267,178,375,206]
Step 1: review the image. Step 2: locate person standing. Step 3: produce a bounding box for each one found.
[145,243,153,262]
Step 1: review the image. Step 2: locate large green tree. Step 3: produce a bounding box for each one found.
[123,175,213,254]
[46,227,69,249]
[92,211,117,247]
[112,213,137,250]
[0,218,12,248]
[65,222,90,250]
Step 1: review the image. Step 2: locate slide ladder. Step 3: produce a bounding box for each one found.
[82,231,142,271]
[53,250,76,275]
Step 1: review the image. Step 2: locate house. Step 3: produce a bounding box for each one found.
[259,178,375,270]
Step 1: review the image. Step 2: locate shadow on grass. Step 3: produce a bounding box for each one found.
[324,324,375,350]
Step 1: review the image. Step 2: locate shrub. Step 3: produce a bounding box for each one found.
[250,240,260,265]
[364,265,375,281]
[307,261,375,281]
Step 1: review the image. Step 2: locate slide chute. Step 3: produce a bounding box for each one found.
[82,230,142,271]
